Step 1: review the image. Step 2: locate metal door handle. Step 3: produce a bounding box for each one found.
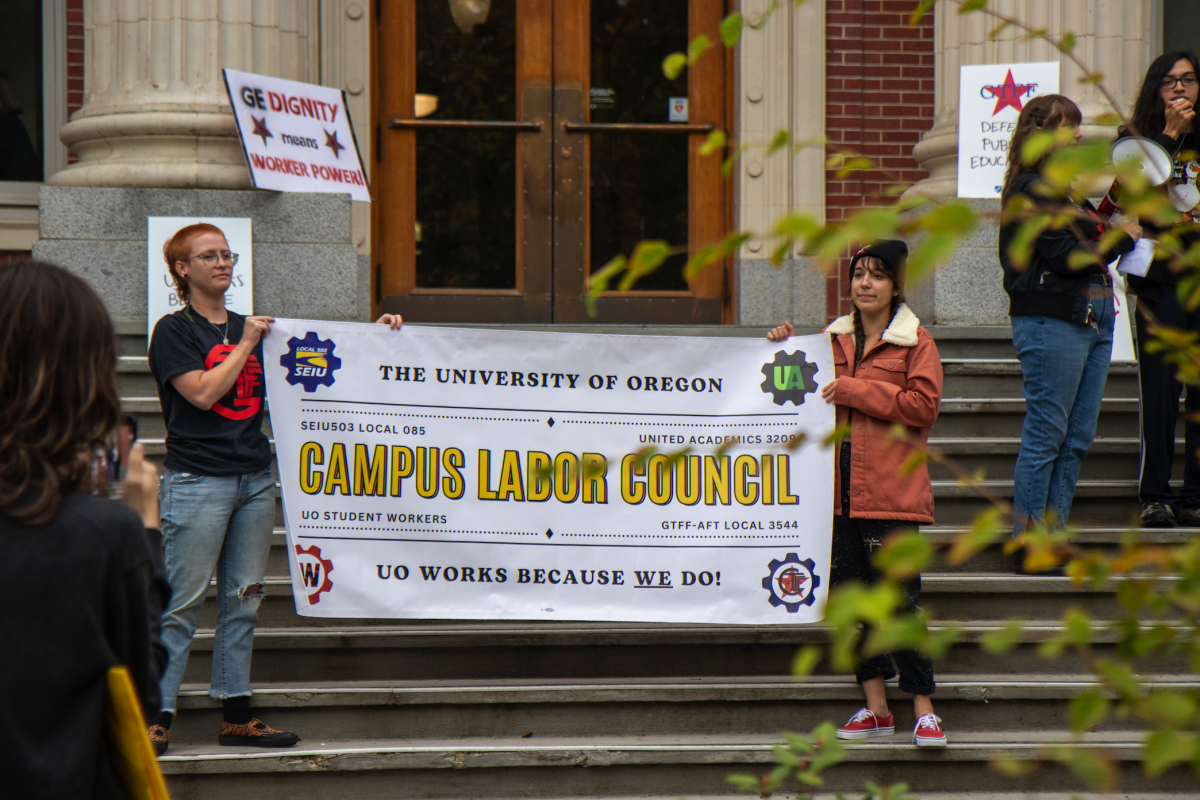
[563,122,714,134]
[388,119,543,132]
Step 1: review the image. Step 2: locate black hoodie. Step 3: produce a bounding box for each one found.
[998,172,1135,325]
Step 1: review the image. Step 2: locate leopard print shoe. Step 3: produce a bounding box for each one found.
[217,718,300,748]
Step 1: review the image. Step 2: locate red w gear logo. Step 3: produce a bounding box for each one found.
[204,344,264,420]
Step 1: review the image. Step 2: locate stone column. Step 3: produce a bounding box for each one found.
[49,0,318,188]
[735,0,827,327]
[906,0,1157,324]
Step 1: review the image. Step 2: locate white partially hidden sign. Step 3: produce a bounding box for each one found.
[223,68,371,202]
[147,217,253,342]
[957,61,1060,198]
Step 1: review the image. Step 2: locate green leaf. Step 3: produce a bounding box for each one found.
[618,240,671,291]
[871,531,933,579]
[791,645,822,678]
[1060,747,1117,791]
[836,157,874,179]
[1144,729,1196,777]
[586,255,626,316]
[719,12,744,47]
[1061,31,1077,52]
[722,145,748,178]
[909,0,937,25]
[767,129,791,156]
[700,129,727,156]
[920,202,978,235]
[990,756,1037,777]
[980,620,1024,655]
[1140,691,1196,729]
[662,52,688,80]
[956,0,987,13]
[1063,608,1093,646]
[1094,658,1142,701]
[1069,688,1109,732]
[947,508,1005,566]
[863,614,927,657]
[904,231,956,288]
[687,34,711,66]
[1021,131,1058,165]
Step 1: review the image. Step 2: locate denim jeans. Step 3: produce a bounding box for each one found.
[1011,293,1114,535]
[157,468,276,713]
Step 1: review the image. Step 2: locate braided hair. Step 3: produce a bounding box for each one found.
[850,256,905,367]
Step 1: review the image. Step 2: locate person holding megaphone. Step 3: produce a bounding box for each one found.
[1112,52,1200,528]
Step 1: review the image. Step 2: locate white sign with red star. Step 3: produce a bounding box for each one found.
[222,69,371,203]
[957,61,1059,198]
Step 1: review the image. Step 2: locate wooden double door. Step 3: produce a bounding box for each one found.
[374,0,730,324]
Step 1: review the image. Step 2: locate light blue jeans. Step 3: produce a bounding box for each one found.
[157,468,276,713]
[1010,293,1114,535]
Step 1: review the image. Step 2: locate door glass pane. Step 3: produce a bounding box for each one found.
[589,0,689,291]
[0,0,44,182]
[415,0,517,289]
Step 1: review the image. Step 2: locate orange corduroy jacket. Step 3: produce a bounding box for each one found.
[827,304,943,523]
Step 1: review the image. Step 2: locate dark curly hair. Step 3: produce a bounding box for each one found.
[1130,51,1200,138]
[0,260,119,524]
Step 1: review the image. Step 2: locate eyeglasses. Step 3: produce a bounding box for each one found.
[187,251,239,267]
[1161,73,1198,89]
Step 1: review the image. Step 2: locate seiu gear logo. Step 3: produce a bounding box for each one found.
[294,544,334,604]
[760,350,819,406]
[280,331,341,392]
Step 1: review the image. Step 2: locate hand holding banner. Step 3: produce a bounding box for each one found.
[263,322,836,624]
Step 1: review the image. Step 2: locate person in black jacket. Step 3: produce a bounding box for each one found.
[998,95,1141,552]
[0,259,168,799]
[1116,51,1200,528]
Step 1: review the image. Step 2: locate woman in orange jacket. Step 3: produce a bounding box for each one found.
[768,239,945,747]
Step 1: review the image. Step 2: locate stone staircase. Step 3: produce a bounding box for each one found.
[114,321,1198,799]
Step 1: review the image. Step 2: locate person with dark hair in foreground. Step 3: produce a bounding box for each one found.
[767,240,947,747]
[0,259,168,798]
[1117,51,1200,528]
[999,94,1140,548]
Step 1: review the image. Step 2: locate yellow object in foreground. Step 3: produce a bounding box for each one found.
[105,665,170,800]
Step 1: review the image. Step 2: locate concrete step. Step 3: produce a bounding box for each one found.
[156,732,1195,799]
[165,675,1199,744]
[179,621,1192,684]
[197,572,1181,630]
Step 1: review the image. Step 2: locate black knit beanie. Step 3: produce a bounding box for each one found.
[849,239,908,290]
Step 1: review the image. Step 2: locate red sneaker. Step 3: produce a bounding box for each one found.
[836,708,895,740]
[913,713,946,747]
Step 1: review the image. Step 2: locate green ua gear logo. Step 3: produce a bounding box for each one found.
[760,350,819,406]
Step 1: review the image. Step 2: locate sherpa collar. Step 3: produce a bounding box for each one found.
[824,303,920,347]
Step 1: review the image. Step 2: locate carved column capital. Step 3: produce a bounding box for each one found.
[908,1,1158,200]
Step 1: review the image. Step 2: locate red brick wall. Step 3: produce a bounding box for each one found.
[66,0,84,163]
[825,0,934,321]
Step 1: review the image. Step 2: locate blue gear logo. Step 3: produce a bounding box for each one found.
[762,553,820,612]
[761,350,819,406]
[280,331,341,392]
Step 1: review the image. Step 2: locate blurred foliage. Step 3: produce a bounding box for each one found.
[602,0,1200,795]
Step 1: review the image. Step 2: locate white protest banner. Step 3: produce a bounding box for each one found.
[223,68,371,202]
[262,322,836,625]
[147,217,253,342]
[958,61,1060,198]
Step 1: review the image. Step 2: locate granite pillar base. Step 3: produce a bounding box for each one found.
[32,187,369,326]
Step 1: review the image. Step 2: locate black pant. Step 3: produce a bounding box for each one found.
[1135,290,1200,507]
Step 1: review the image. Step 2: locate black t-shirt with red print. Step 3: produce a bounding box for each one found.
[149,307,272,476]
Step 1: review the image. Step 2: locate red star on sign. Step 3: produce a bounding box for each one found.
[250,115,273,146]
[983,69,1036,116]
[324,129,346,159]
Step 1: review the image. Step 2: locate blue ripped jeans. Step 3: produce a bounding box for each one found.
[1010,293,1114,535]
[157,468,276,713]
